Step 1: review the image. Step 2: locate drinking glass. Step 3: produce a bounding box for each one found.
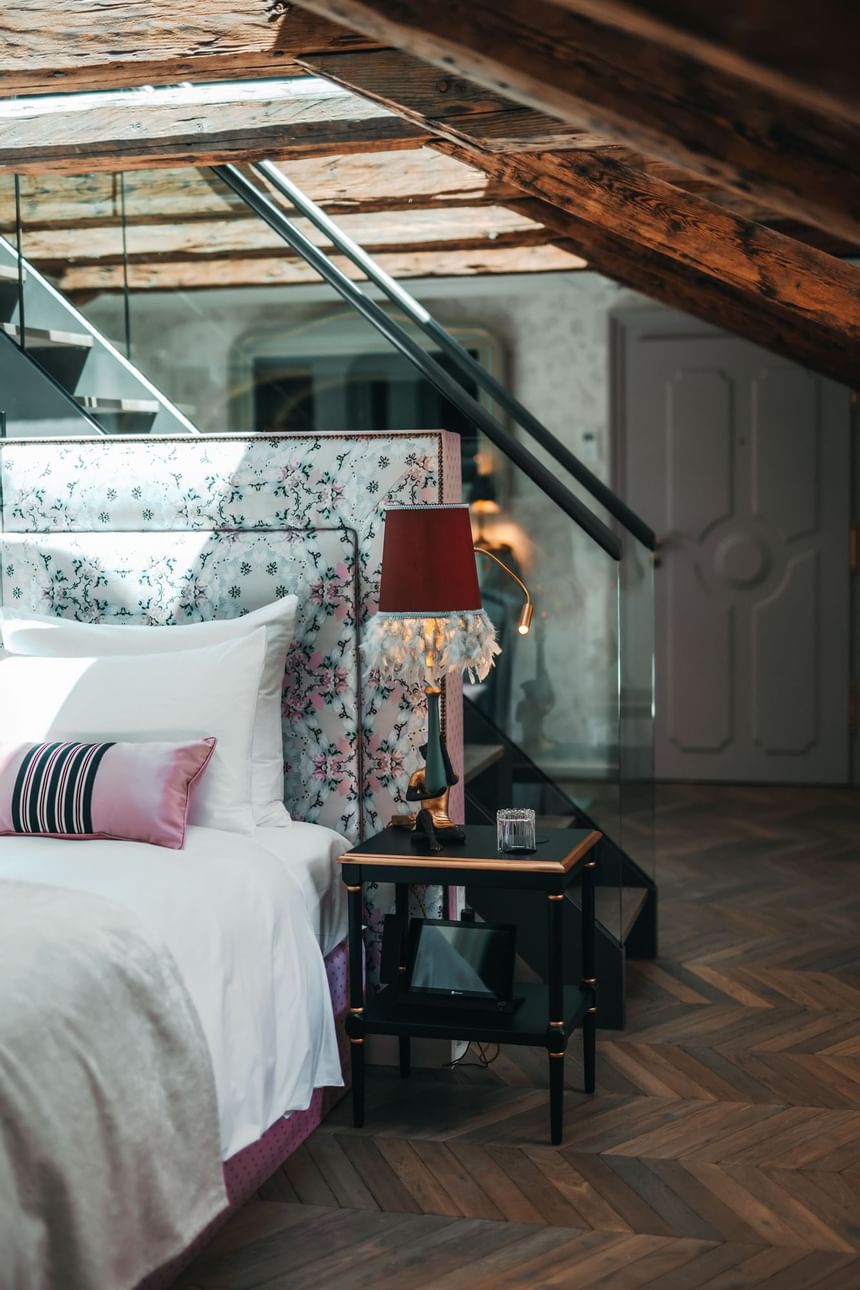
[496,807,536,852]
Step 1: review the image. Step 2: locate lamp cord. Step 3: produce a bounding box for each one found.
[444,1042,500,1071]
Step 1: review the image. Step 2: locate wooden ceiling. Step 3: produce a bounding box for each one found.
[0,1,857,383]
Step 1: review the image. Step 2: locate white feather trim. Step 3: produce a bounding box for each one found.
[362,610,501,686]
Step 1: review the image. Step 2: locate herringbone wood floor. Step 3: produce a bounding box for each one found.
[179,786,860,1289]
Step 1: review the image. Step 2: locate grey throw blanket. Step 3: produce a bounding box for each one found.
[0,880,227,1290]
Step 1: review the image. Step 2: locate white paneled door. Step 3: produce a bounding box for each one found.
[613,307,852,783]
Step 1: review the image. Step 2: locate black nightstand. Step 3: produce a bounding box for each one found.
[340,823,601,1145]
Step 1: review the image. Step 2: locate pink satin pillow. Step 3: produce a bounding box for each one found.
[0,737,216,850]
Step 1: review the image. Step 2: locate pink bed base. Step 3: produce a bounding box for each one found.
[142,938,350,1289]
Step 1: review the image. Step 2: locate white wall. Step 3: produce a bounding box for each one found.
[85,270,644,473]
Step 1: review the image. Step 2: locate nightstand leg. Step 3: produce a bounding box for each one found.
[350,1040,365,1128]
[549,1052,565,1145]
[395,882,412,1078]
[346,880,366,1127]
[582,856,597,1095]
[547,891,565,1145]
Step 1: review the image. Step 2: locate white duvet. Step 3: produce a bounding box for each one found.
[0,823,347,1160]
[0,880,227,1290]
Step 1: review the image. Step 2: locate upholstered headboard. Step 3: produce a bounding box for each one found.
[0,432,463,843]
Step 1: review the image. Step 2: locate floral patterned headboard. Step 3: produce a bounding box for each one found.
[0,432,463,843]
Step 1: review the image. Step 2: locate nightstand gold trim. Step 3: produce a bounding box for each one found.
[582,977,597,986]
[549,1020,564,1029]
[349,1007,364,1015]
[547,893,564,901]
[345,883,361,892]
[548,1050,566,1059]
[340,829,602,875]
[350,1037,365,1045]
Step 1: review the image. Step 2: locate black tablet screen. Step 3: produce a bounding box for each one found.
[408,923,513,1001]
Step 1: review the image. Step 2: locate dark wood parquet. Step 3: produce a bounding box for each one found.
[179,785,860,1288]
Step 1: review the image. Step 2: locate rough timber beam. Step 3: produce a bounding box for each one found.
[437,144,860,386]
[563,0,860,120]
[292,6,860,242]
[469,148,860,386]
[289,50,860,385]
[516,194,857,383]
[0,5,378,97]
[0,86,428,175]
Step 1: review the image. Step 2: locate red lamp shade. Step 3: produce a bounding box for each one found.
[378,504,482,615]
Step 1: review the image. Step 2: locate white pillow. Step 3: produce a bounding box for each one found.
[0,630,266,835]
[0,597,297,828]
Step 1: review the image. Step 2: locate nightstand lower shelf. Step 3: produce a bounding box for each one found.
[349,983,590,1047]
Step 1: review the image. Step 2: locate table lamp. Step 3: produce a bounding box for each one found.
[363,503,528,851]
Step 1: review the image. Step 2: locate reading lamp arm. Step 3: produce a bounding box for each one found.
[474,546,534,635]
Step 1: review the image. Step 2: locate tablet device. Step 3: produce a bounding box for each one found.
[402,918,517,1012]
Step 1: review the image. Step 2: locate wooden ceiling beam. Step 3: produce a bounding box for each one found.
[514,195,849,377]
[545,0,860,121]
[282,48,860,384]
[436,143,860,385]
[293,11,860,242]
[0,5,377,97]
[57,244,587,292]
[0,85,428,175]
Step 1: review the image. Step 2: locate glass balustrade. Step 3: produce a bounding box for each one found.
[4,157,656,950]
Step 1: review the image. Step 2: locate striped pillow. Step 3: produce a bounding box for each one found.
[0,737,216,849]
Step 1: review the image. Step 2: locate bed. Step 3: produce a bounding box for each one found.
[0,431,462,1289]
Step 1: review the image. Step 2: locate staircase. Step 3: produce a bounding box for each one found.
[462,700,656,1029]
[0,238,197,437]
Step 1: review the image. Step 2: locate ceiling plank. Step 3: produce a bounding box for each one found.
[23,205,556,264]
[265,148,521,215]
[0,4,377,97]
[0,64,611,172]
[4,151,521,230]
[0,87,428,174]
[57,244,587,292]
[293,10,860,241]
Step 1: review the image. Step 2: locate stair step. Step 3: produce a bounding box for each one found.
[2,322,93,350]
[538,813,578,829]
[75,395,159,415]
[598,887,649,941]
[0,264,26,285]
[565,885,648,943]
[463,743,505,784]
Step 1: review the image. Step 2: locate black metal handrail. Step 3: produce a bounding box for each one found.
[213,162,623,562]
[253,159,656,552]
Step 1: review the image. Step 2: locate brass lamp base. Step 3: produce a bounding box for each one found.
[389,767,466,853]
